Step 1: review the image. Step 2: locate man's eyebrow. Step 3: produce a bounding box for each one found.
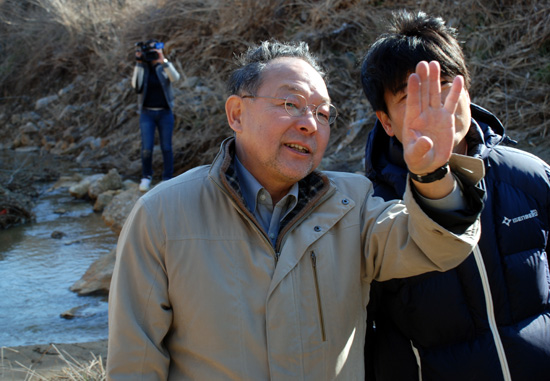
[277,85,331,103]
[276,84,298,94]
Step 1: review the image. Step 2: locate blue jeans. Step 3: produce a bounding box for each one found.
[139,108,174,180]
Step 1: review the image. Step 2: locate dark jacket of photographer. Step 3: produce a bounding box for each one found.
[364,103,550,381]
[131,60,180,111]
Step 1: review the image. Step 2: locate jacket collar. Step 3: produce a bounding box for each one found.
[209,137,333,244]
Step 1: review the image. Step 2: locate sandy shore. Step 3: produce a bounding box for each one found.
[0,340,107,380]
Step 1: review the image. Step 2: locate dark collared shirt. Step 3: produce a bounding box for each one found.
[234,156,298,246]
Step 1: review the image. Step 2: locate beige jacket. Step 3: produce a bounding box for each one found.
[107,138,483,380]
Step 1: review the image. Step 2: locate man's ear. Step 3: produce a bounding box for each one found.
[464,88,471,103]
[226,95,243,133]
[375,111,395,137]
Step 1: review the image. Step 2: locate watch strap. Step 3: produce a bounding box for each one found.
[409,162,449,183]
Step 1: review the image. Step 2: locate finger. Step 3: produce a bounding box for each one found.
[415,61,430,111]
[410,136,434,160]
[443,75,464,114]
[429,61,442,109]
[406,72,421,121]
[404,135,434,172]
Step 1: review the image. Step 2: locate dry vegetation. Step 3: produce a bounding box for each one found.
[0,0,549,176]
[1,343,106,381]
[0,0,548,376]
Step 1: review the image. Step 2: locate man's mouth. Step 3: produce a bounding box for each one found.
[285,143,310,154]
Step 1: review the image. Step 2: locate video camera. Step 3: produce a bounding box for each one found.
[135,41,164,62]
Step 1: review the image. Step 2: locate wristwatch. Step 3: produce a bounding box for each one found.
[409,163,449,183]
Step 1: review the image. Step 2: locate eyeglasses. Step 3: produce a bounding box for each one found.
[242,94,338,125]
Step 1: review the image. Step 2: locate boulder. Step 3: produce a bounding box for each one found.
[88,168,123,199]
[51,174,84,190]
[0,185,35,229]
[93,189,117,212]
[70,247,116,296]
[68,173,103,199]
[101,182,141,235]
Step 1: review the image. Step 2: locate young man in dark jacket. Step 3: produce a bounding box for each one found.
[361,10,550,381]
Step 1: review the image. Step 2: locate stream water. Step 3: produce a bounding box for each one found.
[0,180,118,348]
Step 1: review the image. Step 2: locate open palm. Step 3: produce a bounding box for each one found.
[402,61,464,175]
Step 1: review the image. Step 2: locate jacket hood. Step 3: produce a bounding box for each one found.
[365,103,509,186]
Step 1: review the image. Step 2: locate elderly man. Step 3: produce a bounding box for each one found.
[107,40,484,380]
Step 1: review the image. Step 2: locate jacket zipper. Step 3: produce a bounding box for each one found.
[411,246,512,381]
[410,342,422,381]
[310,251,326,342]
[473,245,512,381]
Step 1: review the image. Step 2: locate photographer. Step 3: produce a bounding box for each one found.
[132,39,180,192]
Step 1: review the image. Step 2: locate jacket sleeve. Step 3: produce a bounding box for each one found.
[131,63,145,93]
[362,155,484,283]
[107,198,172,380]
[411,153,486,234]
[162,61,180,82]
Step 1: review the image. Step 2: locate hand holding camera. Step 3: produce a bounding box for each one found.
[135,40,165,64]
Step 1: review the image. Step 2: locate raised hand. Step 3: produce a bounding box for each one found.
[402,60,464,176]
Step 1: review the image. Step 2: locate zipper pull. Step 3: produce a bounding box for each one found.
[275,252,280,263]
[311,251,317,267]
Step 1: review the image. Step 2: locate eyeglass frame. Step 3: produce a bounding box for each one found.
[241,93,338,125]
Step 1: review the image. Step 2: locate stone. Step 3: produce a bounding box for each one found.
[68,174,103,199]
[20,122,39,133]
[70,248,116,296]
[101,184,140,235]
[51,230,66,239]
[51,174,84,190]
[60,304,89,319]
[93,190,116,212]
[88,168,123,199]
[35,94,59,110]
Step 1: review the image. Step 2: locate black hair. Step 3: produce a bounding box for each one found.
[360,10,470,114]
[227,40,325,96]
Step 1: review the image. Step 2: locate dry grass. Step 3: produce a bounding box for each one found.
[1,0,548,168]
[46,344,105,381]
[2,344,105,381]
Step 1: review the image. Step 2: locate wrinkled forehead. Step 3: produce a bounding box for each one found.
[261,57,330,100]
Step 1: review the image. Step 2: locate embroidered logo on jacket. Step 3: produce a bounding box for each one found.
[502,209,538,227]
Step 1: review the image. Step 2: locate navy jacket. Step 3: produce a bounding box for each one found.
[364,104,550,380]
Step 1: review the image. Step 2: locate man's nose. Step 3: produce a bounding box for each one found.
[297,107,319,133]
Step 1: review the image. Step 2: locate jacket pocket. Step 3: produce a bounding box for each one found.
[311,251,327,342]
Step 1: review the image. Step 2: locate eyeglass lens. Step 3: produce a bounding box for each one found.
[284,94,337,125]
